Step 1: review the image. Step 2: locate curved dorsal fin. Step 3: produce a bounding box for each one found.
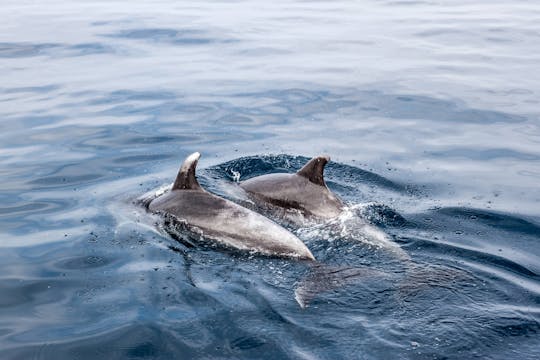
[296,155,330,187]
[172,152,202,190]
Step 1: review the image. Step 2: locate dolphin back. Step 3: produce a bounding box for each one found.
[239,155,344,221]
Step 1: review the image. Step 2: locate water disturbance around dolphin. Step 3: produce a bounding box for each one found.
[240,155,344,224]
[138,152,415,308]
[146,152,315,260]
[233,154,409,260]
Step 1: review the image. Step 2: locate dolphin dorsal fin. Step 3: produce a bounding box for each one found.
[297,155,330,187]
[172,152,202,191]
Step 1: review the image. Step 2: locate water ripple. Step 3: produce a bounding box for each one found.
[103,27,232,45]
[1,0,540,358]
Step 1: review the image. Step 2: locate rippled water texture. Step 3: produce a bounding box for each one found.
[1,1,540,359]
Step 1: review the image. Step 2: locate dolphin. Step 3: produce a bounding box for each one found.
[239,155,344,223]
[148,152,315,260]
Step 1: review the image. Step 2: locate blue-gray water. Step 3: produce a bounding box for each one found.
[1,1,540,359]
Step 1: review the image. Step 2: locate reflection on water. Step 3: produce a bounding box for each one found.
[1,0,540,359]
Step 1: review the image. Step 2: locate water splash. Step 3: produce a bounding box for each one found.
[297,204,410,261]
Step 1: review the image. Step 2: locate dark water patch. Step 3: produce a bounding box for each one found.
[0,42,60,58]
[0,278,70,308]
[63,42,117,56]
[236,46,292,56]
[0,42,117,59]
[55,255,115,271]
[2,319,327,360]
[71,126,256,155]
[171,103,218,114]
[3,325,182,360]
[425,207,540,238]
[209,109,290,127]
[89,89,179,105]
[415,28,469,37]
[230,335,266,350]
[107,28,200,39]
[326,161,417,195]
[0,199,82,233]
[2,85,60,94]
[113,154,174,164]
[110,132,203,149]
[401,236,538,278]
[345,91,528,124]
[48,87,526,152]
[283,98,358,117]
[125,135,190,144]
[233,89,527,125]
[91,19,139,27]
[385,0,432,5]
[103,28,226,45]
[294,264,396,308]
[91,99,222,121]
[96,103,161,117]
[0,202,53,216]
[8,114,67,128]
[28,173,104,188]
[428,148,540,161]
[214,114,259,126]
[245,104,289,115]
[258,88,326,104]
[236,88,358,117]
[485,36,514,43]
[490,316,540,338]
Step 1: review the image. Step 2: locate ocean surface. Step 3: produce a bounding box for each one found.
[1,0,540,359]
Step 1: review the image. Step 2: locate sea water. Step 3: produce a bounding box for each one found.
[1,1,539,359]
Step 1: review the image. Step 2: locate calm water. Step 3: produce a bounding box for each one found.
[1,0,540,359]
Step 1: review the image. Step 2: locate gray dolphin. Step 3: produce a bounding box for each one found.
[239,155,344,222]
[148,152,315,260]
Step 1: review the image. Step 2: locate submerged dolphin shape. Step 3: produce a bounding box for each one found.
[239,155,344,222]
[148,152,315,260]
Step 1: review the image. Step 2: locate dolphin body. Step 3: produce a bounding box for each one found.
[239,155,410,259]
[239,156,344,224]
[148,152,315,260]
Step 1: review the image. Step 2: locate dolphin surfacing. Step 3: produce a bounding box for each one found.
[148,152,315,260]
[240,155,344,222]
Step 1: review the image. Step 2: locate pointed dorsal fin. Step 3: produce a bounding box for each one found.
[172,152,202,190]
[296,155,330,187]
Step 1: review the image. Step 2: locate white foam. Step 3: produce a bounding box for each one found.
[231,170,241,182]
